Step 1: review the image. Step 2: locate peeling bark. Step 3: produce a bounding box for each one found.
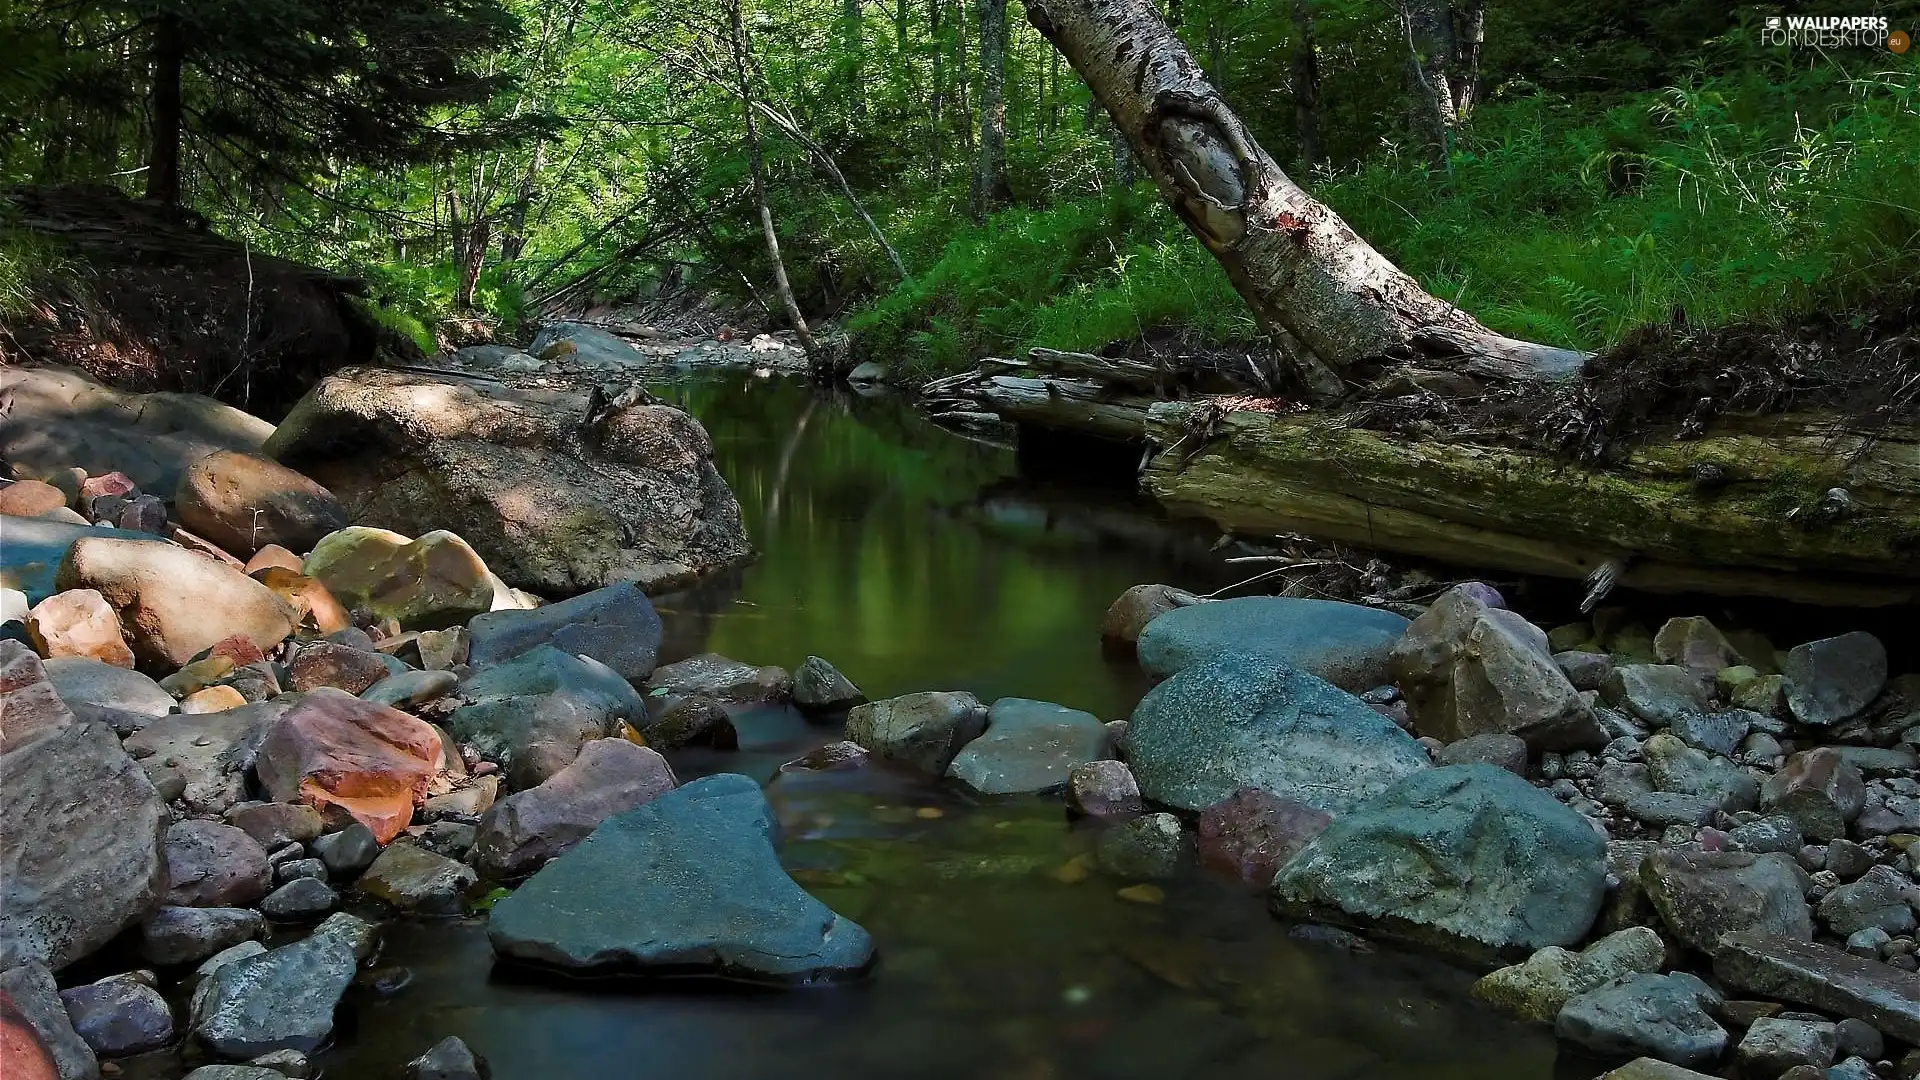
[1021,0,1585,396]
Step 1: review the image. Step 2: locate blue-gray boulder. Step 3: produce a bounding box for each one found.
[1270,764,1607,959]
[1124,656,1429,814]
[1135,596,1408,690]
[946,698,1110,795]
[446,644,644,787]
[486,773,874,984]
[467,582,663,684]
[1556,973,1728,1067]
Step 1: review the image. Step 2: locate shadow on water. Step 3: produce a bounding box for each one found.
[313,372,1593,1080]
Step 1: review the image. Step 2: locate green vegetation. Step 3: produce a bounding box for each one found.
[4,0,1918,377]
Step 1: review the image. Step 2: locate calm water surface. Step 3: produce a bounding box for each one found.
[314,373,1581,1080]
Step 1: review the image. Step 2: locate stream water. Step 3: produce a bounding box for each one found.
[308,372,1585,1080]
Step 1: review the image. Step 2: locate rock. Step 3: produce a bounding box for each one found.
[466,582,662,684]
[1625,791,1720,827]
[121,705,270,816]
[1,641,78,750]
[58,973,173,1056]
[1138,596,1408,691]
[0,481,71,517]
[225,805,324,852]
[1827,746,1917,777]
[54,538,294,670]
[446,646,643,788]
[310,824,379,879]
[844,691,985,775]
[1472,926,1667,1022]
[1825,839,1876,880]
[1640,848,1814,954]
[0,961,98,1080]
[164,822,271,908]
[414,628,469,671]
[1099,584,1203,649]
[1094,813,1185,879]
[1737,1017,1838,1077]
[1437,732,1529,774]
[179,684,246,713]
[1762,749,1867,841]
[23,591,132,668]
[1644,732,1760,811]
[1834,1018,1884,1061]
[1714,931,1920,1044]
[356,844,475,914]
[139,907,265,966]
[642,695,737,750]
[286,643,389,695]
[360,670,458,710]
[1390,586,1604,751]
[487,773,874,983]
[1784,633,1888,726]
[1195,788,1331,887]
[1819,866,1919,938]
[645,653,789,705]
[254,688,442,843]
[1557,972,1726,1067]
[1126,656,1430,814]
[946,698,1109,795]
[1555,651,1616,693]
[1270,764,1606,958]
[301,528,500,631]
[160,656,237,698]
[1655,617,1743,680]
[1727,816,1804,856]
[1605,665,1711,727]
[174,451,345,560]
[407,1035,489,1080]
[192,913,372,1057]
[274,860,326,886]
[423,776,499,819]
[184,1066,283,1080]
[1065,760,1143,819]
[1735,674,1787,715]
[1671,710,1750,759]
[243,546,303,575]
[266,367,752,596]
[0,708,167,971]
[471,739,676,878]
[0,517,165,608]
[1596,1061,1722,1080]
[791,655,865,712]
[258,879,336,920]
[247,568,349,636]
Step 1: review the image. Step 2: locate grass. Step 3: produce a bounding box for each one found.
[845,59,1920,378]
[0,219,86,322]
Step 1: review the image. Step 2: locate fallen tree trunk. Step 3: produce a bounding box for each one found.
[1020,0,1584,396]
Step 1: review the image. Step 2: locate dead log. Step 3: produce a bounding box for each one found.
[1142,402,1920,607]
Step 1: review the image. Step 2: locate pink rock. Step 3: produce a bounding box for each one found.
[470,738,677,878]
[253,688,443,844]
[24,589,133,667]
[1066,759,1144,819]
[288,642,390,695]
[162,820,271,907]
[1196,787,1333,887]
[0,641,74,751]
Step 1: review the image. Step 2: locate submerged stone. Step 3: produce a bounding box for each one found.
[1136,596,1408,691]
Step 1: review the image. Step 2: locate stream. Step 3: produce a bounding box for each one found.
[314,371,1589,1080]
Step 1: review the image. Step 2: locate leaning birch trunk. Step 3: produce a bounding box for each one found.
[1021,0,1584,397]
[729,0,817,354]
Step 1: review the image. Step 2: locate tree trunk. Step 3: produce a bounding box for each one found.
[1403,0,1458,170]
[456,218,490,309]
[1020,0,1583,396]
[844,0,866,121]
[972,0,1012,219]
[500,143,543,264]
[729,0,817,353]
[755,101,909,280]
[1289,0,1321,171]
[1451,0,1485,119]
[143,14,184,205]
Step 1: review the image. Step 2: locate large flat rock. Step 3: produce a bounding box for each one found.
[1135,596,1408,690]
[487,773,873,984]
[1712,930,1920,1044]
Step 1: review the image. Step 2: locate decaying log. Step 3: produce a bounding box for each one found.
[958,375,1154,442]
[1142,402,1920,607]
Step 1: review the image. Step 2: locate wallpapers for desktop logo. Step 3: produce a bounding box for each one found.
[1761,14,1911,53]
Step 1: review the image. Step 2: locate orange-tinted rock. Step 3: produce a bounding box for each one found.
[181,685,247,713]
[55,537,296,670]
[0,481,68,518]
[249,566,351,635]
[303,527,498,631]
[0,991,58,1080]
[288,642,389,695]
[245,545,305,575]
[254,688,441,843]
[205,634,266,668]
[175,450,347,558]
[24,589,133,667]
[0,641,73,751]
